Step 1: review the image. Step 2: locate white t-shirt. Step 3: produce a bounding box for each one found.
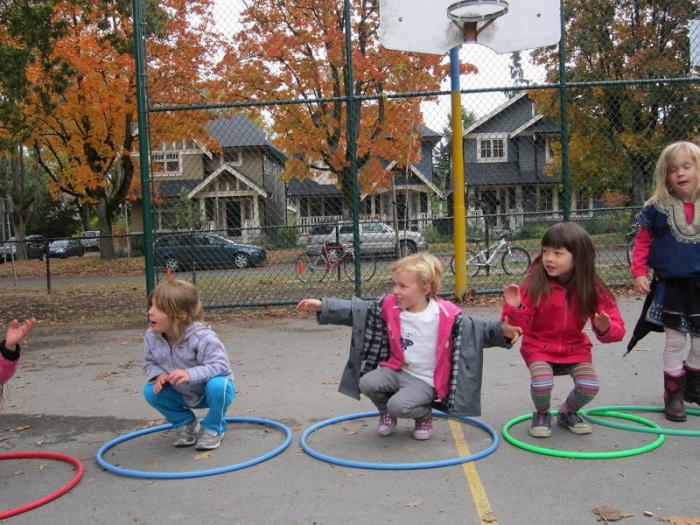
[400,298,440,387]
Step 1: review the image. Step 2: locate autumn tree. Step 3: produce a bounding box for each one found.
[531,0,700,206]
[0,0,71,257]
[32,0,221,258]
[217,0,476,215]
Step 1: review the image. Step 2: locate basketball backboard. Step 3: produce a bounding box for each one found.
[379,0,561,55]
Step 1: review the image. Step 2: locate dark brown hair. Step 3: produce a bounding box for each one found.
[525,222,610,319]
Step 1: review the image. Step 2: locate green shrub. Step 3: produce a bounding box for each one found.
[267,226,299,249]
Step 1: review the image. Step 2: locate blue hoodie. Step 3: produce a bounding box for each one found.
[143,321,233,407]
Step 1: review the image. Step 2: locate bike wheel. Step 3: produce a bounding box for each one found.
[295,252,326,282]
[501,247,531,276]
[450,250,480,277]
[343,255,377,283]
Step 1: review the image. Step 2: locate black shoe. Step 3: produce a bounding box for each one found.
[529,411,551,438]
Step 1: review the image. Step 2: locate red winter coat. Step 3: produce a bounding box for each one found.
[501,280,625,366]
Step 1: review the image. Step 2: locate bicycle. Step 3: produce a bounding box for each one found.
[450,231,531,277]
[295,242,377,283]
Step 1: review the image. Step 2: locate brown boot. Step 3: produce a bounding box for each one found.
[684,364,700,405]
[664,372,687,422]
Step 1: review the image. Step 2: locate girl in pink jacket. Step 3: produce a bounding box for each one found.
[1,318,37,401]
[502,222,625,438]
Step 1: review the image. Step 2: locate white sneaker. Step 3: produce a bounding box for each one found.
[195,429,224,450]
[173,419,198,447]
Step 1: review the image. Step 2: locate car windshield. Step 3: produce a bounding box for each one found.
[50,240,68,248]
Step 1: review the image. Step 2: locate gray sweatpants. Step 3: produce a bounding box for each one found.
[359,366,435,420]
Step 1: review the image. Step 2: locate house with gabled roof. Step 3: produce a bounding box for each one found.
[130,113,287,242]
[286,125,444,231]
[456,92,590,230]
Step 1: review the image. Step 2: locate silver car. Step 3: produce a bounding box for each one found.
[302,220,427,256]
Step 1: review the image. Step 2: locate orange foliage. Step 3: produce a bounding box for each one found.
[215,0,476,208]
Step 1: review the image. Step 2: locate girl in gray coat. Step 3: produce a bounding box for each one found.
[143,279,234,451]
[298,253,520,440]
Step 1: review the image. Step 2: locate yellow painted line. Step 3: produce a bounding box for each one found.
[448,419,496,524]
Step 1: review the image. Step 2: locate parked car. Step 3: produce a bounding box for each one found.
[46,239,86,259]
[154,232,267,271]
[0,235,46,262]
[301,220,427,256]
[80,230,100,251]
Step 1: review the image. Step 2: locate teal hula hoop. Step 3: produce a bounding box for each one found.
[580,405,700,437]
[502,409,665,459]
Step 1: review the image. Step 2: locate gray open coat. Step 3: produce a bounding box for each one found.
[317,296,511,416]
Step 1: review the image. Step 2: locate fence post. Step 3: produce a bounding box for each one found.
[343,0,362,295]
[133,0,156,296]
[44,241,51,294]
[558,0,570,221]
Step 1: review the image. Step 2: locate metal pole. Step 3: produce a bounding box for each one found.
[558,0,570,221]
[343,0,362,295]
[133,0,156,294]
[450,47,468,301]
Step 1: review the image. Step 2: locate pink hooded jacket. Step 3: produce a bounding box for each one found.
[380,294,462,401]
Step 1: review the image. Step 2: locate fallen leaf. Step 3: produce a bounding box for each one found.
[343,429,359,436]
[35,440,44,446]
[482,511,497,523]
[143,457,157,465]
[405,500,422,508]
[8,425,31,432]
[14,470,23,475]
[644,511,654,517]
[593,506,635,522]
[657,517,700,525]
[39,463,47,470]
[194,451,213,460]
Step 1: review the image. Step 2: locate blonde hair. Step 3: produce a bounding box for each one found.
[148,279,203,343]
[391,252,443,297]
[648,141,700,204]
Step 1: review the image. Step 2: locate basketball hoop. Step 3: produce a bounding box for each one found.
[447,0,509,42]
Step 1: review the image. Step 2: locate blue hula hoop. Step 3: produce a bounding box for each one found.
[96,416,292,479]
[300,410,498,470]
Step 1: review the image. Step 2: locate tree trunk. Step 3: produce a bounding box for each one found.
[11,213,27,260]
[96,197,116,259]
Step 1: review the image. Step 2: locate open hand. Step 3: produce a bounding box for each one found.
[5,318,38,350]
[502,316,523,344]
[503,284,521,307]
[297,298,322,312]
[593,312,611,334]
[168,369,191,385]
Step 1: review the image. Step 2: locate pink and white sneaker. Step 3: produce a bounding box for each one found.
[377,412,397,436]
[412,416,433,440]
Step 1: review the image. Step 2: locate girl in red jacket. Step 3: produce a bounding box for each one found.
[502,222,625,438]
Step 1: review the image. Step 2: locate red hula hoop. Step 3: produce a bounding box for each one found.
[0,451,84,520]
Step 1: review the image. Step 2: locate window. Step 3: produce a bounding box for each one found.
[576,190,589,211]
[508,188,517,210]
[224,150,242,166]
[325,196,342,216]
[300,198,309,217]
[419,193,428,213]
[152,152,181,176]
[541,188,554,211]
[477,137,507,162]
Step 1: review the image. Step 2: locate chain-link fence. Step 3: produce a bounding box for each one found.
[2,0,698,315]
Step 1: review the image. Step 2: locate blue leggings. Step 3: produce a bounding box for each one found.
[143,376,235,434]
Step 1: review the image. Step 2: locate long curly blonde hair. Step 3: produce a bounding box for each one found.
[647,141,700,205]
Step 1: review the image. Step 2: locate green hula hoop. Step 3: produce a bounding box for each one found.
[502,409,665,459]
[580,405,700,437]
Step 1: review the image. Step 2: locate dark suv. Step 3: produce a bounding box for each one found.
[154,232,267,271]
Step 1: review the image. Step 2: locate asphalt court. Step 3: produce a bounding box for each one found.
[1,295,698,524]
